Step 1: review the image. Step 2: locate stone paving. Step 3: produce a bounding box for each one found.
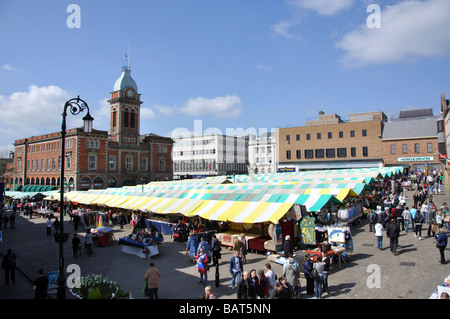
[0,188,448,300]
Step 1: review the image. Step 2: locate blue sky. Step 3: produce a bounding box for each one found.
[1,0,449,155]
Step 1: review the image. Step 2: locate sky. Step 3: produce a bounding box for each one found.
[0,0,450,156]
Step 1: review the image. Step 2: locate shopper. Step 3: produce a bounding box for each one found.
[386,218,400,255]
[186,231,198,264]
[257,269,269,299]
[229,250,244,289]
[196,248,209,285]
[46,218,53,236]
[202,285,217,299]
[313,256,324,299]
[436,227,448,265]
[282,257,300,298]
[248,269,259,299]
[237,271,250,299]
[264,263,276,297]
[72,234,81,259]
[414,210,425,240]
[322,251,330,294]
[303,253,314,295]
[239,233,248,263]
[85,229,93,256]
[33,269,48,299]
[2,249,16,284]
[375,220,384,250]
[210,234,221,266]
[402,207,411,233]
[143,262,160,299]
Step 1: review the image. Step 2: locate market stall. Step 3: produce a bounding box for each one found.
[118,227,163,259]
[91,226,116,247]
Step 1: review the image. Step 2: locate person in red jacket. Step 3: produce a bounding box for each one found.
[196,248,209,285]
[257,269,269,299]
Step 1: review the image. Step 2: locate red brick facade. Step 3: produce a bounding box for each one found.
[4,68,173,191]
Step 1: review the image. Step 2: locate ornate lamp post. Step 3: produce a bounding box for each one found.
[57,96,93,299]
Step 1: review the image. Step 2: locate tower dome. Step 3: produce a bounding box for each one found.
[113,66,138,92]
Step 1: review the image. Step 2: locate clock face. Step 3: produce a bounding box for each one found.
[126,89,134,98]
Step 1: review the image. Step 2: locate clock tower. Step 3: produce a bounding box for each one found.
[108,63,142,145]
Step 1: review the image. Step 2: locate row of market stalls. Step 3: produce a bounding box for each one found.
[44,166,404,257]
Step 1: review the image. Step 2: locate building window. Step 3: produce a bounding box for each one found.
[317,133,321,140]
[66,153,71,170]
[402,144,407,154]
[362,129,367,137]
[141,157,148,171]
[350,130,355,138]
[52,158,56,170]
[414,143,420,153]
[159,158,166,171]
[89,154,97,170]
[286,135,290,143]
[304,149,313,159]
[351,147,356,157]
[339,131,343,138]
[362,147,368,157]
[109,156,116,170]
[427,143,432,153]
[337,148,347,158]
[390,145,396,154]
[326,148,335,158]
[306,134,311,140]
[315,149,324,158]
[328,132,332,139]
[296,134,300,141]
[125,156,133,170]
[41,159,45,171]
[286,150,291,159]
[296,150,301,159]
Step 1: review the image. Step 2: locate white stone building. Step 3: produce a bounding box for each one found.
[247,132,277,175]
[172,134,248,179]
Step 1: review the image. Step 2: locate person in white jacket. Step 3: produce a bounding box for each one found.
[375,220,384,250]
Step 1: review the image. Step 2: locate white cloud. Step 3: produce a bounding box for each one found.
[1,64,24,72]
[271,17,302,39]
[140,107,157,120]
[288,0,354,16]
[0,85,71,139]
[179,95,243,118]
[336,0,450,67]
[153,104,177,117]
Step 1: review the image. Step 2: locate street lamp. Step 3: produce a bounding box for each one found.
[57,96,93,299]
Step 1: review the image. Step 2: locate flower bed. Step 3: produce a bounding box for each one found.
[70,274,132,299]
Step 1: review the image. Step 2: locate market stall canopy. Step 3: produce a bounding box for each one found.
[41,166,402,224]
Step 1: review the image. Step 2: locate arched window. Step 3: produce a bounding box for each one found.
[130,109,136,128]
[123,108,129,128]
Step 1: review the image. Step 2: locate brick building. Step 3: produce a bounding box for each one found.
[381,108,444,174]
[4,65,173,191]
[276,111,386,171]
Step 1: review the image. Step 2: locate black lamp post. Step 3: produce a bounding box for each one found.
[57,96,93,299]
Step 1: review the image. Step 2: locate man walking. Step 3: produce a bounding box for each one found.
[2,249,16,284]
[386,218,400,255]
[33,269,49,299]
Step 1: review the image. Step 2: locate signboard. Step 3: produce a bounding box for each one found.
[273,224,283,251]
[398,156,434,162]
[48,271,59,294]
[277,167,296,173]
[300,216,316,245]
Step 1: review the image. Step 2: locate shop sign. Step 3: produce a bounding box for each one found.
[300,217,316,245]
[397,156,434,162]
